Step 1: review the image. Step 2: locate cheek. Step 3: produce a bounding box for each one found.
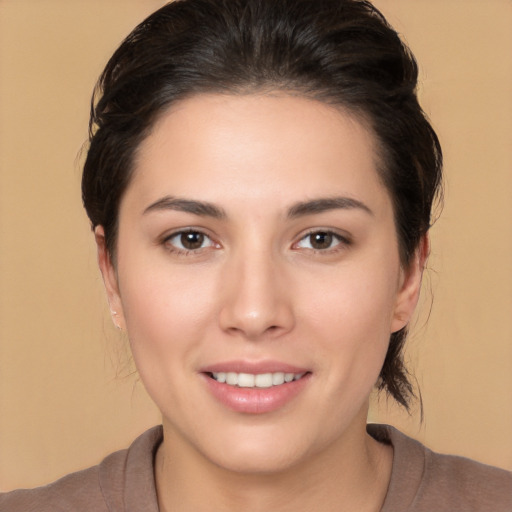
[306,262,398,334]
[299,258,400,377]
[117,260,219,373]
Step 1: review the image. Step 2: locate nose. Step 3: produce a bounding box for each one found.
[218,247,295,341]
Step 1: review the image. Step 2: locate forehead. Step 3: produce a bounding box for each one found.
[126,93,388,215]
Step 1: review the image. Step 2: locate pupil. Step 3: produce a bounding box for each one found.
[311,232,332,249]
[181,232,204,249]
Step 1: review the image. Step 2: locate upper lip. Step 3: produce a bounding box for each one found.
[200,360,310,374]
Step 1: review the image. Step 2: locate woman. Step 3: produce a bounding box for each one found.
[2,0,511,510]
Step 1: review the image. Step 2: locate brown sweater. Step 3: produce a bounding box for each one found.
[1,425,511,511]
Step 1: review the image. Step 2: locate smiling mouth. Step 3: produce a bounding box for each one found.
[208,371,307,388]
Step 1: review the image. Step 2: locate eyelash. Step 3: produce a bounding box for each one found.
[162,229,218,256]
[293,229,351,254]
[161,228,351,256]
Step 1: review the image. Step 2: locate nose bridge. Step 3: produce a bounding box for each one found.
[218,239,293,339]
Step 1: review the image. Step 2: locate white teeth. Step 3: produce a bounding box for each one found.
[238,373,255,387]
[272,372,285,385]
[211,371,305,388]
[226,372,238,385]
[255,373,273,388]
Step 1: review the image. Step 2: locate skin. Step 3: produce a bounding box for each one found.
[96,94,426,511]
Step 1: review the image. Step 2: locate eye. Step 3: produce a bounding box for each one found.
[295,230,348,251]
[164,230,216,252]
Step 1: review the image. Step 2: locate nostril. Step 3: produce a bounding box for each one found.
[218,292,295,340]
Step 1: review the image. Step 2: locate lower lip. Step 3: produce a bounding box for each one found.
[202,373,311,414]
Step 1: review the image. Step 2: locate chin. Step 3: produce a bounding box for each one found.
[193,418,337,476]
[209,441,306,475]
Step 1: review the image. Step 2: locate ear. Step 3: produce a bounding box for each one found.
[95,226,125,330]
[391,234,429,333]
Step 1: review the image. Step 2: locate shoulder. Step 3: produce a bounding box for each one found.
[0,426,162,512]
[0,464,105,512]
[420,446,512,510]
[368,424,512,512]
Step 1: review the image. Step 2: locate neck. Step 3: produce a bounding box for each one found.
[155,413,392,512]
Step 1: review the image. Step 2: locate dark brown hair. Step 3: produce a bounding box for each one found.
[82,0,443,409]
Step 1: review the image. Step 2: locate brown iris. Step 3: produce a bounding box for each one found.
[180,231,205,250]
[309,232,334,250]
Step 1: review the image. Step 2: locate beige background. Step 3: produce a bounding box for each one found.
[0,0,511,491]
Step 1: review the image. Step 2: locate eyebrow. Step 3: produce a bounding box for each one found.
[143,196,226,219]
[287,197,373,218]
[143,195,372,220]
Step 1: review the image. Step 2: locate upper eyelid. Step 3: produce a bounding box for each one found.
[295,228,352,243]
[159,227,352,248]
[162,227,214,241]
[161,229,219,255]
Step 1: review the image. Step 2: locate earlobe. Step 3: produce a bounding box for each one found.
[391,234,429,333]
[95,226,125,330]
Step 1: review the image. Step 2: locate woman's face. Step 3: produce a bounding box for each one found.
[98,94,422,473]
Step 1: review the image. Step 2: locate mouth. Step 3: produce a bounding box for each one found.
[201,363,311,413]
[207,371,307,388]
